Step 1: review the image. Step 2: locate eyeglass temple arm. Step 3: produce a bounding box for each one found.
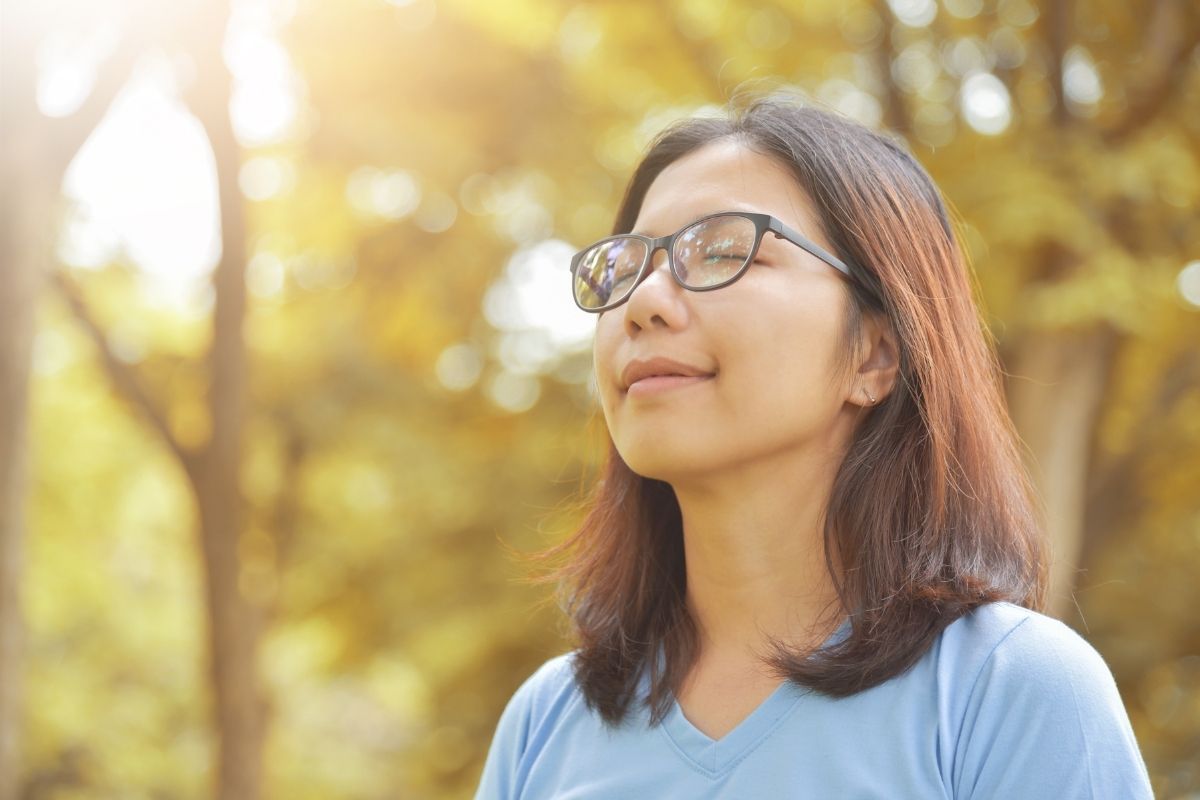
[767,218,855,278]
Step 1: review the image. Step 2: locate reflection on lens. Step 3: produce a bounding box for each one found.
[674,215,757,288]
[574,237,648,309]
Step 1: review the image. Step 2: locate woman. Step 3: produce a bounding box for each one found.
[474,95,1153,799]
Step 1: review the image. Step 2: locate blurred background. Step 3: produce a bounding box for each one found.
[0,0,1197,797]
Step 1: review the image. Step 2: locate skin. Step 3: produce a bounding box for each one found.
[593,139,900,718]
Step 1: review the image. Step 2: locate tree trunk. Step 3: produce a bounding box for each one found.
[1,0,265,793]
[1006,325,1117,619]
[0,175,44,800]
[0,5,60,792]
[183,0,264,793]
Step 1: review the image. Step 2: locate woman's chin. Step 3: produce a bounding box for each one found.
[617,445,719,483]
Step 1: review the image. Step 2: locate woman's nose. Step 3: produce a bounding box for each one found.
[622,248,688,332]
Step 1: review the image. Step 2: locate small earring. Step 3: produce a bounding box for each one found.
[865,388,877,405]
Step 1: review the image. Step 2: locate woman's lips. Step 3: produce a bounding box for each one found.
[626,374,713,397]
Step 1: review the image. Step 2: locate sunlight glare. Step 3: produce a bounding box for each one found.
[36,21,121,117]
[224,10,303,146]
[1063,46,1103,108]
[1177,260,1200,309]
[435,343,484,391]
[239,156,297,201]
[960,71,1012,135]
[58,53,223,309]
[482,239,594,378]
[887,0,936,27]
[346,167,422,220]
[487,371,541,413]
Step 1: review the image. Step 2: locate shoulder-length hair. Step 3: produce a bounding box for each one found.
[519,94,1048,729]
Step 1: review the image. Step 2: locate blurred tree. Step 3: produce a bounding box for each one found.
[3,0,268,796]
[0,32,39,797]
[943,0,1199,618]
[0,30,41,798]
[0,0,144,793]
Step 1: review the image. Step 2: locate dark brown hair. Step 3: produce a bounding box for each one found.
[520,93,1047,729]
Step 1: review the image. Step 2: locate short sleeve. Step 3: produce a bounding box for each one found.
[952,614,1153,800]
[474,668,540,800]
[473,653,575,800]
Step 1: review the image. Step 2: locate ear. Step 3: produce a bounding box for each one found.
[853,312,899,408]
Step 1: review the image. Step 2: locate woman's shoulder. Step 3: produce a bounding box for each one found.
[475,652,581,798]
[932,602,1153,797]
[937,600,1116,695]
[507,649,579,707]
[495,650,582,735]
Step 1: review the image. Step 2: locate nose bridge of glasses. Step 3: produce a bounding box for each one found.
[617,236,679,306]
[643,235,674,274]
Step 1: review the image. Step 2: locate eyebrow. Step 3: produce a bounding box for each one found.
[630,210,806,250]
[630,210,743,238]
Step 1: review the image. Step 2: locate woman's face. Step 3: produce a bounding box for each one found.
[593,139,862,482]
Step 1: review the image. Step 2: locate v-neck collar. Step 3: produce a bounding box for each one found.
[662,676,801,776]
[650,616,852,777]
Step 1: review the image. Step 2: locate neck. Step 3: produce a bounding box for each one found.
[671,442,846,663]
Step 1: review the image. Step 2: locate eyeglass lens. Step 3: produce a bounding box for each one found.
[573,214,758,310]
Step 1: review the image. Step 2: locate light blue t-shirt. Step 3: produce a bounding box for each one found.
[474,602,1153,799]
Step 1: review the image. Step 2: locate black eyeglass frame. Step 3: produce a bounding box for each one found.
[569,210,857,313]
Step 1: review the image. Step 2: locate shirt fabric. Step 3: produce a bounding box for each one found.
[474,601,1153,799]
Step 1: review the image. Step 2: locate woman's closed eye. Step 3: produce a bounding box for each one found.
[702,252,750,265]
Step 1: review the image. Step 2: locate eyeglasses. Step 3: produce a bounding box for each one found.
[569,210,856,313]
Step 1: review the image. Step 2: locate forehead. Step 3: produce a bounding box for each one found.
[634,139,823,237]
